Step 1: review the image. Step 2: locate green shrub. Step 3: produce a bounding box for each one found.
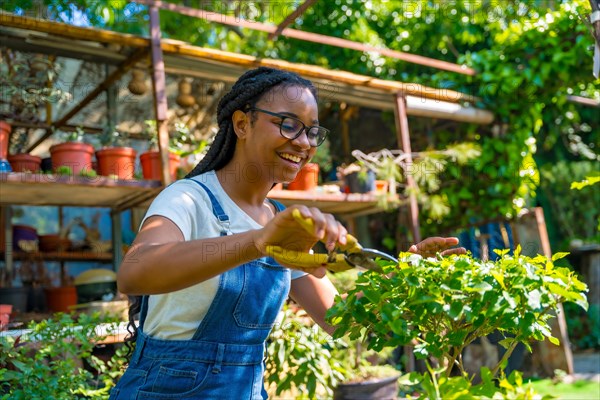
[0,312,126,399]
[327,249,588,398]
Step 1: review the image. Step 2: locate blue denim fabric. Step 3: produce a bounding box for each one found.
[110,181,290,399]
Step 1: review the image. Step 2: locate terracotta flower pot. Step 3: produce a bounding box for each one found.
[140,151,180,181]
[7,153,42,172]
[0,304,12,330]
[287,163,319,191]
[95,147,137,179]
[49,142,94,175]
[44,286,78,313]
[0,121,11,160]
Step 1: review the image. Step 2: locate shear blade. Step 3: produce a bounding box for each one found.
[344,249,398,273]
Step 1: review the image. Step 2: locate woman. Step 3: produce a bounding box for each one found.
[112,67,462,399]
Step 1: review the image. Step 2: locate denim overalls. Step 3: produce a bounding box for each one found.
[110,180,290,399]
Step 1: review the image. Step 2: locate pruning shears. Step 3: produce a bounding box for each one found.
[267,209,398,273]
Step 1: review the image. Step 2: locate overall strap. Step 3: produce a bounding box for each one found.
[267,198,286,213]
[186,178,230,236]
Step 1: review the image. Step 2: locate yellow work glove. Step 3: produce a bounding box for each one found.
[265,210,363,272]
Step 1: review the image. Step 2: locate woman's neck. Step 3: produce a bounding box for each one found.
[215,166,272,208]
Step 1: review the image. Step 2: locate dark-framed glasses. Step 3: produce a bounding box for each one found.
[248,107,329,147]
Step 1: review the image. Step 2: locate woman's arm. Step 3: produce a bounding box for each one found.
[118,205,346,296]
[117,215,262,295]
[289,274,339,336]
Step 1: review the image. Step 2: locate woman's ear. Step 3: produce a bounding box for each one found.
[232,110,249,139]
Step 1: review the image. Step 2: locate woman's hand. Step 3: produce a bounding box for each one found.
[408,237,466,258]
[253,206,348,277]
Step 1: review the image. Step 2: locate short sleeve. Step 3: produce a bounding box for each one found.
[141,180,214,241]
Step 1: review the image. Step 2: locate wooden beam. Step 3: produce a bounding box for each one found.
[394,93,421,243]
[160,41,475,103]
[26,48,148,152]
[268,0,318,40]
[0,12,149,48]
[135,0,476,76]
[149,5,171,186]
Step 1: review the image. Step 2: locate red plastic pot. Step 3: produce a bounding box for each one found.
[7,153,42,172]
[44,286,78,313]
[287,163,319,191]
[49,142,94,175]
[95,147,137,179]
[140,151,180,181]
[0,304,12,330]
[0,121,11,160]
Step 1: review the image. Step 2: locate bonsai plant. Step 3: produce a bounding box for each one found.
[326,248,589,399]
[95,125,136,180]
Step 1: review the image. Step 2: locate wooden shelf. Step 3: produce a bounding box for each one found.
[267,189,402,218]
[0,173,162,211]
[6,251,113,262]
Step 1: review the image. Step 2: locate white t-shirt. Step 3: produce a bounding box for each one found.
[140,171,305,340]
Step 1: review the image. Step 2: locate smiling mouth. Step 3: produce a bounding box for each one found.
[278,152,303,164]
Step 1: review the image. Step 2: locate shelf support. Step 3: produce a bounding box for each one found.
[394,93,421,243]
[149,5,171,186]
[1,206,13,278]
[111,211,123,272]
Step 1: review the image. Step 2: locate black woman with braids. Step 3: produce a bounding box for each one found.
[111,67,464,399]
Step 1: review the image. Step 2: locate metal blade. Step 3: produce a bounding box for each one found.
[345,249,398,273]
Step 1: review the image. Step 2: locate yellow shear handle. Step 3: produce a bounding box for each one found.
[291,209,362,254]
[266,245,353,272]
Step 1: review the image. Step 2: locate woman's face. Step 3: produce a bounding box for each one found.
[245,85,320,183]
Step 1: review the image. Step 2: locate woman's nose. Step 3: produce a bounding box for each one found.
[290,128,312,149]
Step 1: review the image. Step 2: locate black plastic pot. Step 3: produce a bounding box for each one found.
[75,282,117,303]
[345,170,375,193]
[0,287,29,313]
[333,375,399,400]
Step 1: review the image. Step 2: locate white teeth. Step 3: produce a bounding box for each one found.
[280,153,301,163]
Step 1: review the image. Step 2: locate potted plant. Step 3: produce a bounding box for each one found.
[0,121,11,162]
[351,143,481,216]
[326,249,589,398]
[265,304,346,399]
[95,125,136,180]
[286,162,320,191]
[7,130,41,172]
[139,120,182,181]
[49,128,94,176]
[337,161,376,193]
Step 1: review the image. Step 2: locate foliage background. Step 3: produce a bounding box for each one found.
[3,0,598,245]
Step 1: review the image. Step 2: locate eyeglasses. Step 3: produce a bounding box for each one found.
[248,107,329,147]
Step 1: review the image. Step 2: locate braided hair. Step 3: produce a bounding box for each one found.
[186,66,317,177]
[125,67,317,357]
